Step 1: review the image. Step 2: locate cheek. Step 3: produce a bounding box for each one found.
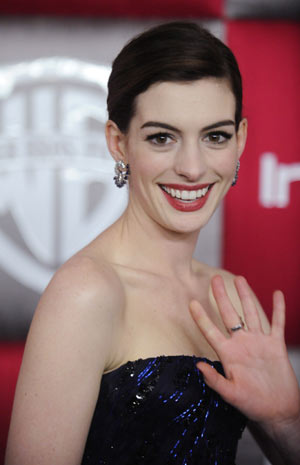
[130,158,155,183]
[209,149,237,176]
[128,147,169,183]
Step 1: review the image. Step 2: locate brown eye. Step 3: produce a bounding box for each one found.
[204,131,233,144]
[209,134,224,143]
[146,132,174,145]
[155,135,169,144]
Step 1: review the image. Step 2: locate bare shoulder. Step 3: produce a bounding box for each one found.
[32,253,126,363]
[42,253,125,319]
[5,253,125,465]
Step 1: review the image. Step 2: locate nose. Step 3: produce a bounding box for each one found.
[174,141,207,181]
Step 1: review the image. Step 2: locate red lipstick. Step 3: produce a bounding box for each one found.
[162,183,210,191]
[160,184,213,212]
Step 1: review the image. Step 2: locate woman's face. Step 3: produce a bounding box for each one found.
[110,78,247,234]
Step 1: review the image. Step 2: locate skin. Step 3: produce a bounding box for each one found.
[191,277,300,464]
[191,277,300,422]
[5,78,300,464]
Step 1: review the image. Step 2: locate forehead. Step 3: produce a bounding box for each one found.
[133,79,235,128]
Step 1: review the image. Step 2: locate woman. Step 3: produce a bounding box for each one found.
[5,22,300,465]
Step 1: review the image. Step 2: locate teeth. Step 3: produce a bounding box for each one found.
[181,190,189,200]
[161,185,210,200]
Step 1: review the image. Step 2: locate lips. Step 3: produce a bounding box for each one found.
[159,183,213,212]
[160,183,211,191]
[161,184,210,201]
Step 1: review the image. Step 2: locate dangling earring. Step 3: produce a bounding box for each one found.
[113,160,130,188]
[231,160,240,187]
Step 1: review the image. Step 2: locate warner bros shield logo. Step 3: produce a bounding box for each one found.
[0,57,128,294]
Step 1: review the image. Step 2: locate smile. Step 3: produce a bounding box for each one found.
[160,185,210,201]
[159,183,213,212]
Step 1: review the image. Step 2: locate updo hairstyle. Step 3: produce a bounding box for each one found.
[107,21,243,133]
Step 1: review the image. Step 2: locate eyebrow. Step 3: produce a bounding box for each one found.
[140,120,235,132]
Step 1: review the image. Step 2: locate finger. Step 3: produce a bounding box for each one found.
[211,275,243,332]
[234,276,262,331]
[271,290,285,340]
[189,300,227,351]
[196,361,234,404]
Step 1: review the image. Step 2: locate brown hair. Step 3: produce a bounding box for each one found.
[107,21,243,132]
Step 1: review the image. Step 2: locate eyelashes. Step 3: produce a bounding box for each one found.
[145,132,174,145]
[204,131,233,144]
[145,130,233,146]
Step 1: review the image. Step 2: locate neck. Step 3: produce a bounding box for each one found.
[109,203,201,281]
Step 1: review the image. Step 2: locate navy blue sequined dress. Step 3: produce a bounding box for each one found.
[81,355,247,465]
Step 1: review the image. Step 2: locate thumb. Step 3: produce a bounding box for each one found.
[196,361,232,403]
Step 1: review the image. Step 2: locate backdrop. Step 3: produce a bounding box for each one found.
[0,1,299,463]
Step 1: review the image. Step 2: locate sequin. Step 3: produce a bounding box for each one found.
[81,355,247,465]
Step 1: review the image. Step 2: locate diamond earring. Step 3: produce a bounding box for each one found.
[231,160,240,187]
[113,160,130,188]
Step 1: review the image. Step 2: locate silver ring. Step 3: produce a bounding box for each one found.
[229,317,245,333]
[230,323,244,332]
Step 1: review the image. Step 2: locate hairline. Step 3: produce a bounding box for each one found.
[123,76,237,134]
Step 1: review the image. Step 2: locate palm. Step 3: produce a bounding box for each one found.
[190,276,300,425]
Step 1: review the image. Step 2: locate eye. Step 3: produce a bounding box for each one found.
[145,132,175,145]
[204,131,233,144]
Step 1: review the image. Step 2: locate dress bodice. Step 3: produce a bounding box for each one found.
[81,355,247,465]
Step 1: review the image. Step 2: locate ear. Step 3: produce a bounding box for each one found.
[105,120,128,162]
[236,118,248,159]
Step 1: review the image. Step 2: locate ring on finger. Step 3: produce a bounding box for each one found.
[228,316,245,333]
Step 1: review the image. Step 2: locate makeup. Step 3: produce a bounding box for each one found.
[160,183,213,212]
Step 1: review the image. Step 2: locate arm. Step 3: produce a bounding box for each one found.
[245,283,300,464]
[248,416,300,465]
[248,291,300,465]
[5,256,123,465]
[189,275,300,465]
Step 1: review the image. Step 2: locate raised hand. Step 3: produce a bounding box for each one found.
[189,275,300,427]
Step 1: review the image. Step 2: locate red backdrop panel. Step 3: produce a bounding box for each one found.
[0,343,24,462]
[225,21,300,344]
[0,0,223,17]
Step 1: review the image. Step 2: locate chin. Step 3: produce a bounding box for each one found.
[163,214,211,235]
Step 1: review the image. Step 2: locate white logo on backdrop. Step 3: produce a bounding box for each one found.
[259,152,300,208]
[0,58,128,293]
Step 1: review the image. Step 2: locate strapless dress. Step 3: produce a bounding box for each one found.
[81,355,247,464]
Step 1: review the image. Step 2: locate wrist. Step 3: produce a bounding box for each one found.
[258,412,300,465]
[261,411,300,437]
[259,391,300,435]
